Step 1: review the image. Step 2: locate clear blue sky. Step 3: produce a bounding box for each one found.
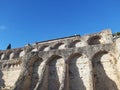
[0,0,120,50]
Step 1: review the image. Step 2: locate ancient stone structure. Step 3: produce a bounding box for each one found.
[0,29,120,90]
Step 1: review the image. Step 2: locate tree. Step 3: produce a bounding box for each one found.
[113,32,120,37]
[6,44,11,50]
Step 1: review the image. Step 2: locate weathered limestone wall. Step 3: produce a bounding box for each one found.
[116,38,120,74]
[0,59,22,90]
[2,70,21,89]
[68,54,92,90]
[92,51,120,90]
[0,29,120,90]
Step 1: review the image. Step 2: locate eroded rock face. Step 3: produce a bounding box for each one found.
[0,30,120,90]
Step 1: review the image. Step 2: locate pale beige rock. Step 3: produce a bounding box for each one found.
[0,29,120,90]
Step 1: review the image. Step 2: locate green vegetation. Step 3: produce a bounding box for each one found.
[113,32,120,37]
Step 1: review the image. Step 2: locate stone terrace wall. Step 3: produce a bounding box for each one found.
[0,29,120,90]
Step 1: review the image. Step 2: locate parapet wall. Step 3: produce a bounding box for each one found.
[0,30,113,61]
[0,29,120,90]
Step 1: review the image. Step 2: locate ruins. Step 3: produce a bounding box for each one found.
[0,29,120,90]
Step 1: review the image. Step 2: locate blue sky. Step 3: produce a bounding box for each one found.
[0,0,120,50]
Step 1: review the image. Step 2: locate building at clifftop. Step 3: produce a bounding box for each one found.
[0,29,120,90]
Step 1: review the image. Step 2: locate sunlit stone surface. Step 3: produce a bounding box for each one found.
[0,29,120,90]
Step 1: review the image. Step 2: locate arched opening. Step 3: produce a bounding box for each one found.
[88,35,102,45]
[0,69,5,89]
[40,55,65,90]
[54,43,66,49]
[30,57,43,90]
[67,53,91,90]
[92,51,119,90]
[9,52,15,59]
[13,52,44,90]
[0,53,3,60]
[11,49,21,58]
[31,48,38,52]
[1,54,5,60]
[39,46,50,51]
[20,56,43,90]
[19,50,25,57]
[69,40,85,48]
[1,51,12,60]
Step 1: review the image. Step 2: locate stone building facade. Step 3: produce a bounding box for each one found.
[0,29,120,90]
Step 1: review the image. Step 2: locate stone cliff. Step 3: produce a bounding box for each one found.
[0,29,120,90]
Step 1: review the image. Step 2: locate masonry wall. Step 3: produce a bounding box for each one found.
[0,30,120,90]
